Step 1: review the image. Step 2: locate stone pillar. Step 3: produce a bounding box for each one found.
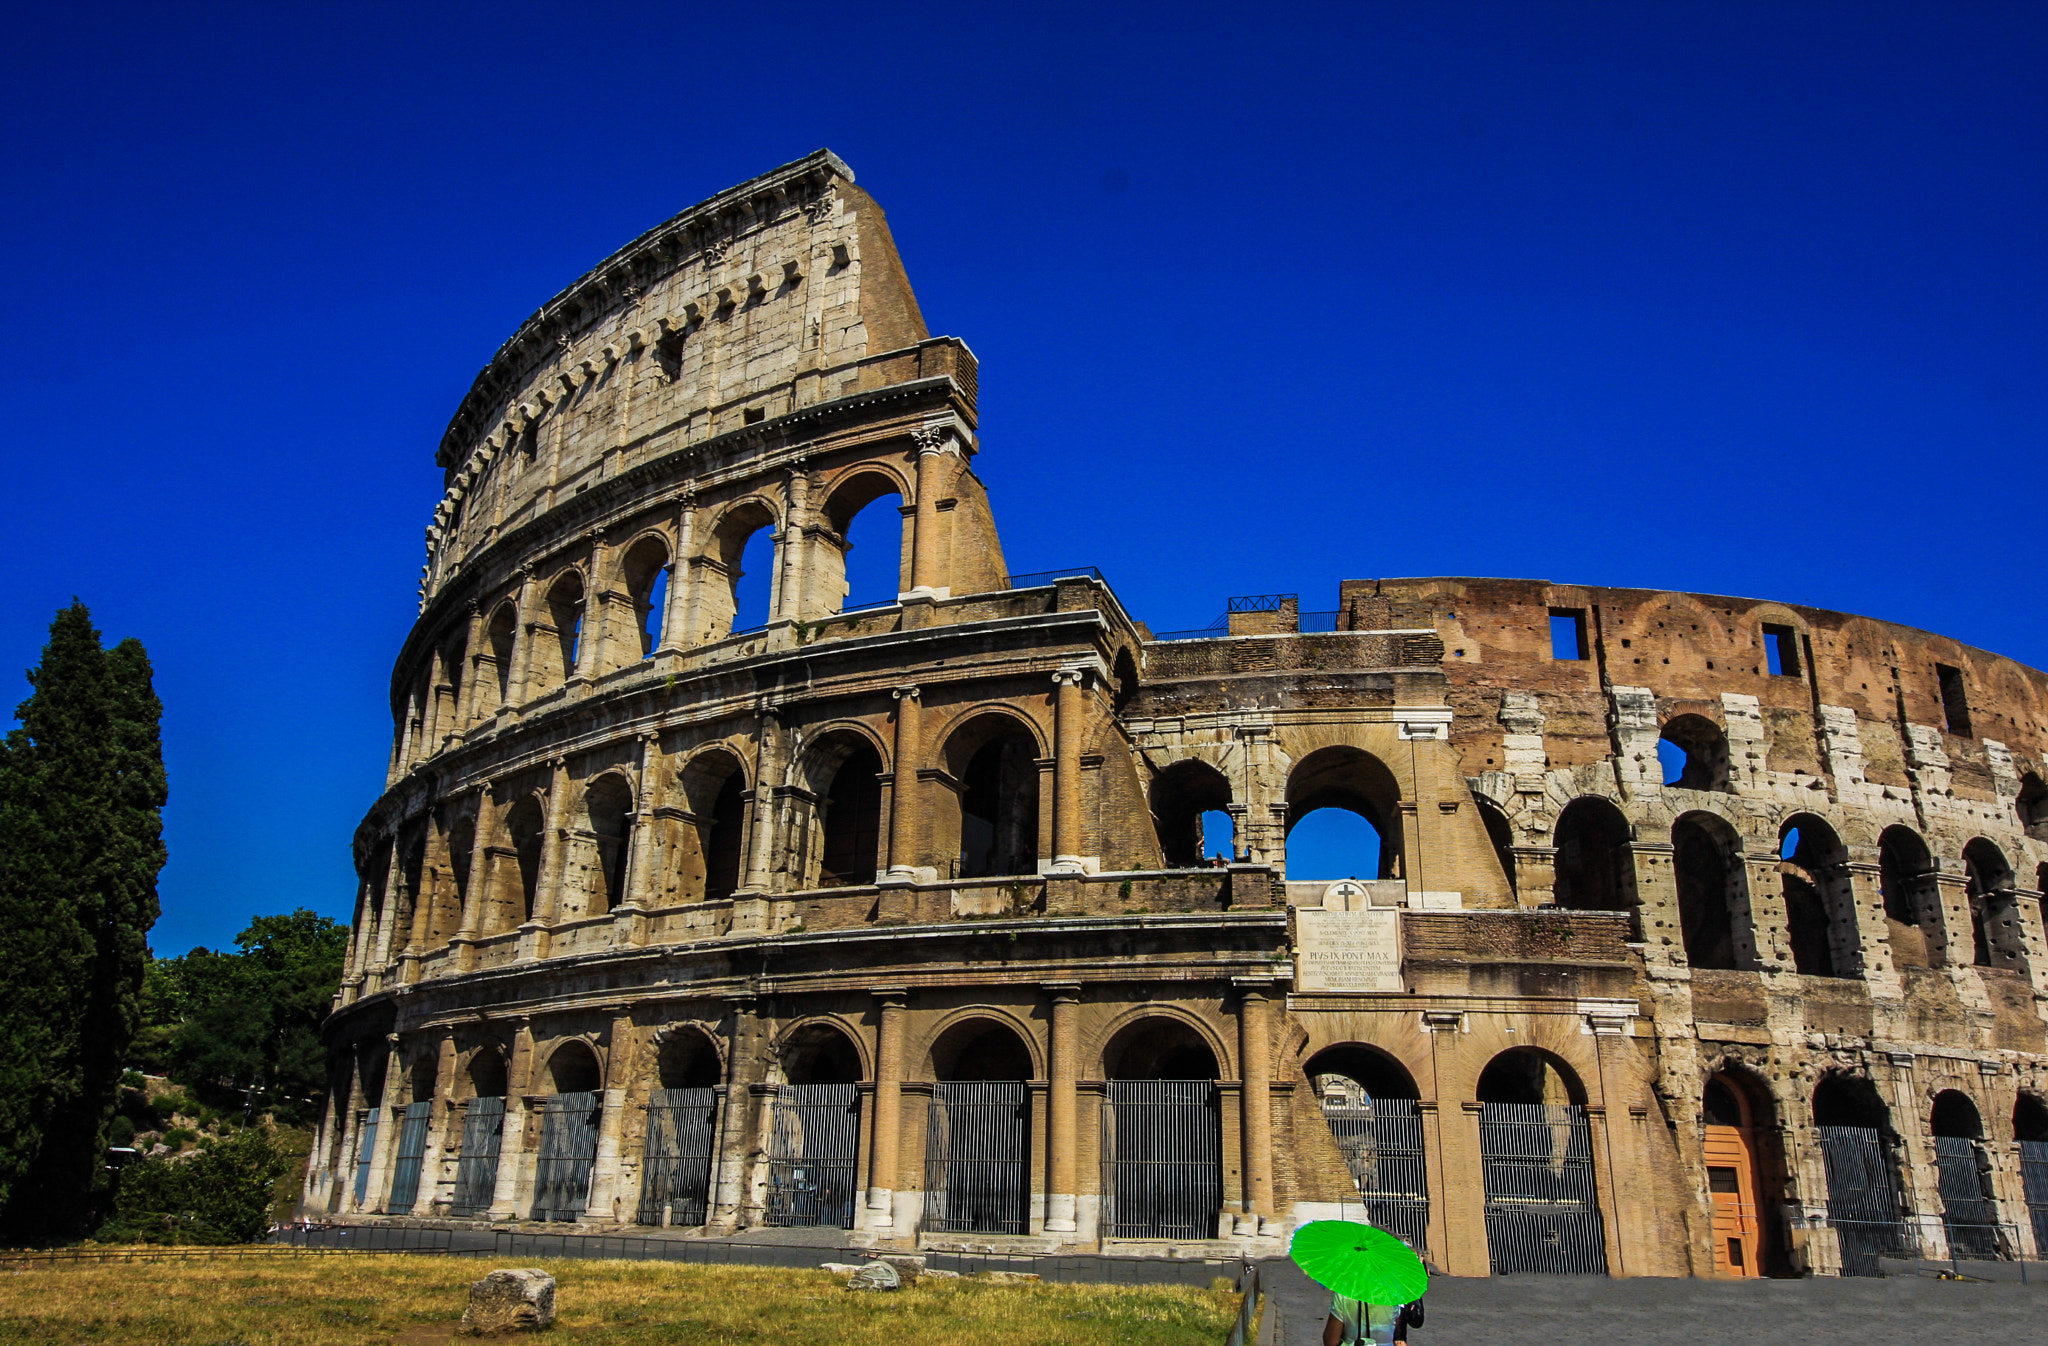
[739,708,783,898]
[1630,841,1682,967]
[1842,858,1901,994]
[775,460,810,621]
[508,563,539,707]
[616,735,658,946]
[454,789,493,972]
[658,490,696,655]
[369,837,406,978]
[419,1032,460,1213]
[886,685,922,880]
[587,1013,637,1222]
[1051,667,1088,873]
[865,988,908,1232]
[908,426,950,597]
[579,529,612,679]
[1236,981,1275,1230]
[1044,983,1081,1234]
[457,603,486,730]
[711,995,765,1230]
[362,1034,406,1213]
[488,1019,535,1220]
[522,760,568,960]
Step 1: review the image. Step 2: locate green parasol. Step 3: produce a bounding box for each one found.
[1288,1220,1429,1306]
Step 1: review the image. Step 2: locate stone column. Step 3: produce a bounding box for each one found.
[1051,667,1087,873]
[419,1032,460,1213]
[616,735,658,946]
[579,529,612,679]
[1236,980,1275,1230]
[908,426,950,596]
[658,489,696,655]
[740,708,783,897]
[508,563,539,706]
[361,1035,406,1213]
[865,988,908,1232]
[886,685,922,879]
[587,1013,637,1222]
[775,459,810,621]
[487,1019,535,1220]
[1044,983,1081,1234]
[1842,858,1901,994]
[458,603,486,729]
[521,760,568,960]
[454,789,493,972]
[369,837,406,980]
[712,995,765,1230]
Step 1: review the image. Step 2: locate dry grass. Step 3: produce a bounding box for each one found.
[0,1252,1240,1345]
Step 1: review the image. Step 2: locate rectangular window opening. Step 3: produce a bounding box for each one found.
[1763,624,1800,677]
[1549,609,1588,661]
[1936,664,1973,738]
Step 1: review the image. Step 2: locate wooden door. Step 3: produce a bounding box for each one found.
[1703,1123,1762,1276]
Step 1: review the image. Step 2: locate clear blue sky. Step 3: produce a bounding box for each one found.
[4,2,2042,953]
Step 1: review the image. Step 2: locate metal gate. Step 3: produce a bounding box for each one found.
[531,1091,602,1221]
[1319,1096,1429,1255]
[1934,1135,2005,1258]
[1478,1102,1607,1274]
[385,1101,433,1215]
[764,1083,861,1229]
[2020,1140,2048,1257]
[638,1087,719,1227]
[923,1081,1029,1235]
[351,1111,379,1208]
[1101,1080,1222,1240]
[1817,1124,1912,1276]
[449,1096,505,1217]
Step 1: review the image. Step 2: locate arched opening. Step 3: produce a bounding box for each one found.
[620,535,671,659]
[925,1020,1033,1235]
[1101,1017,1222,1239]
[393,829,427,956]
[673,749,747,904]
[542,571,585,686]
[1112,648,1140,715]
[502,796,546,929]
[1811,1073,1906,1276]
[1701,1070,1787,1277]
[1880,825,1943,969]
[1474,1048,1605,1274]
[486,603,517,705]
[468,1050,508,1099]
[435,636,467,737]
[640,1029,721,1228]
[821,472,907,612]
[1659,715,1732,791]
[1475,797,1517,897]
[1672,812,1746,969]
[1779,815,1851,977]
[2016,1093,2048,1143]
[1285,746,1402,881]
[812,736,883,888]
[2019,772,2048,842]
[1149,759,1233,868]
[1551,797,1637,922]
[581,773,635,917]
[1964,838,2026,972]
[452,1045,511,1212]
[765,1024,864,1229]
[533,1041,603,1221]
[1305,1045,1428,1253]
[445,817,476,940]
[349,1051,387,1210]
[2017,1094,2048,1260]
[1931,1090,2001,1255]
[943,714,1042,879]
[702,501,778,639]
[388,1054,439,1215]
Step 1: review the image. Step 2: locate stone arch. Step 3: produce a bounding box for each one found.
[773,1018,868,1085]
[1701,1065,1790,1277]
[407,1052,439,1104]
[674,746,749,903]
[654,1025,724,1089]
[2013,1092,2048,1143]
[798,726,886,888]
[1150,758,1234,868]
[1101,1013,1224,1081]
[543,1039,604,1094]
[1303,1043,1422,1103]
[439,811,476,946]
[2018,772,2048,842]
[1963,836,2028,971]
[1475,1046,1587,1106]
[1660,713,1731,792]
[1673,810,1748,970]
[1812,1071,1892,1131]
[925,1014,1037,1082]
[538,568,586,687]
[1551,795,1638,923]
[1779,813,1854,977]
[1931,1089,1985,1140]
[1474,795,1517,897]
[936,708,1046,879]
[1285,745,1404,880]
[579,771,636,916]
[494,792,547,931]
[817,466,910,613]
[1880,825,1945,969]
[1112,647,1140,715]
[618,531,672,660]
[464,1047,508,1100]
[699,496,780,640]
[485,601,518,705]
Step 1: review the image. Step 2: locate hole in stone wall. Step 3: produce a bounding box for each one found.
[1937,663,1973,738]
[1199,810,1235,864]
[732,527,776,632]
[1763,624,1801,677]
[1286,809,1383,880]
[1549,609,1588,661]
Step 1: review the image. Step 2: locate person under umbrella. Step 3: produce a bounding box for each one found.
[1289,1220,1429,1346]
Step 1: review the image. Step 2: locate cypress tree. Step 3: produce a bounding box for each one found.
[0,602,166,1238]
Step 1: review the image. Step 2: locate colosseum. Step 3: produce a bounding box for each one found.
[308,151,2048,1278]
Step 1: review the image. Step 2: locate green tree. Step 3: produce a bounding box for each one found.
[98,1126,289,1244]
[0,601,166,1239]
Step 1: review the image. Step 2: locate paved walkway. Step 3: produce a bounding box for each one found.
[1259,1257,2045,1346]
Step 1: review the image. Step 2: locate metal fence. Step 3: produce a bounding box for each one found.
[531,1092,602,1222]
[1817,1125,1912,1276]
[1006,566,1105,589]
[764,1083,861,1229]
[449,1097,505,1217]
[638,1087,719,1227]
[2023,1139,2048,1256]
[1477,1102,1606,1275]
[1100,1080,1223,1240]
[385,1101,433,1215]
[923,1081,1029,1235]
[351,1111,378,1208]
[1934,1136,2004,1257]
[1319,1096,1429,1256]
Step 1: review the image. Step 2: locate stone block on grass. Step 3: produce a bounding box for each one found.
[462,1268,556,1332]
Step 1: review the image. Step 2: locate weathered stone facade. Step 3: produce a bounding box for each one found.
[310,152,2048,1277]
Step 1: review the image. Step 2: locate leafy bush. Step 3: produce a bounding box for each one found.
[97,1126,289,1244]
[108,1115,136,1147]
[161,1126,197,1149]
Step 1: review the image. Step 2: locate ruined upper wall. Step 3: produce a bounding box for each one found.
[1350,576,2048,800]
[417,151,941,606]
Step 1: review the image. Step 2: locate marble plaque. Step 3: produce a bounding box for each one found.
[1295,908,1403,992]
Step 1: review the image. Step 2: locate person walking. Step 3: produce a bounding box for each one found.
[1321,1294,1423,1346]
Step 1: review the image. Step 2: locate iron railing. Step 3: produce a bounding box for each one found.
[351,1111,378,1208]
[1934,1135,2003,1257]
[638,1087,719,1227]
[1100,1080,1223,1240]
[531,1092,602,1222]
[2022,1139,2048,1256]
[1224,1261,1261,1346]
[764,1083,861,1229]
[923,1081,1030,1235]
[1319,1096,1429,1256]
[385,1101,432,1215]
[1006,566,1105,589]
[1817,1125,1910,1276]
[449,1097,505,1217]
[1478,1102,1606,1275]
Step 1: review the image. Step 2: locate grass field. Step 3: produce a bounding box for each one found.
[0,1252,1241,1345]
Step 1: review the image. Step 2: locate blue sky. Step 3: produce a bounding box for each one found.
[3,2,2042,952]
